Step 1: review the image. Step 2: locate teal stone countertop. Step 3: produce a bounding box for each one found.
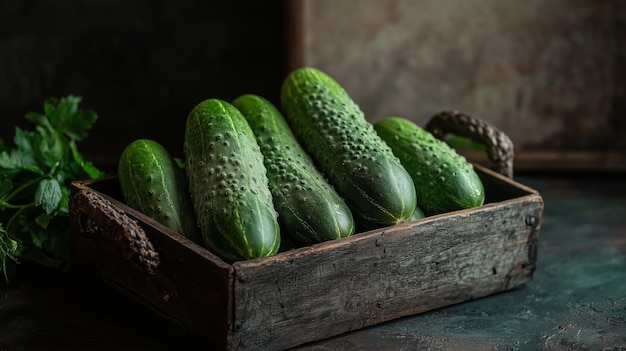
[1,173,625,350]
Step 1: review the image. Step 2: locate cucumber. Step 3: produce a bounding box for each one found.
[118,139,202,244]
[183,98,280,261]
[373,117,484,216]
[280,67,417,229]
[232,94,354,246]
[409,206,426,221]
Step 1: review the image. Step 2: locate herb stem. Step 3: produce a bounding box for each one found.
[5,202,34,234]
[5,176,44,202]
[0,201,33,209]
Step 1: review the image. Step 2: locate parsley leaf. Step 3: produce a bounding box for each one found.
[0,127,39,171]
[1,95,103,283]
[30,95,98,142]
[35,178,62,215]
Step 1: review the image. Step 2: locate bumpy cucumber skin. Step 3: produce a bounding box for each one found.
[118,139,202,244]
[373,117,485,216]
[280,67,417,229]
[184,98,280,262]
[233,94,355,246]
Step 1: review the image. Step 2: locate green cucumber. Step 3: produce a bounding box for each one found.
[280,67,417,229]
[409,206,426,221]
[118,139,202,244]
[183,98,280,261]
[232,94,354,246]
[373,117,485,216]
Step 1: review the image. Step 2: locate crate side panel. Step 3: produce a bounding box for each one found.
[69,186,234,349]
[230,196,543,351]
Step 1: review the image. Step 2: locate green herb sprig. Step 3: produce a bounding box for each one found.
[0,95,104,282]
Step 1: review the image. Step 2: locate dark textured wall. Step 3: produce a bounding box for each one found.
[0,1,288,172]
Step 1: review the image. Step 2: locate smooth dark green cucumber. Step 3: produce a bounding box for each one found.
[183,98,280,261]
[233,94,354,246]
[280,67,417,229]
[374,117,485,215]
[118,139,202,244]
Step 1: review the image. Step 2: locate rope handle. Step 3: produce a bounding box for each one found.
[70,189,160,274]
[425,110,515,178]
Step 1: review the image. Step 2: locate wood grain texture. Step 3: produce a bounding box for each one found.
[69,166,543,351]
[229,170,543,350]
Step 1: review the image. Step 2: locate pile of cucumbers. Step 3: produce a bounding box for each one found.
[117,67,485,262]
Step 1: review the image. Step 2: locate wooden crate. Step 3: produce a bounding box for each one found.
[69,164,543,351]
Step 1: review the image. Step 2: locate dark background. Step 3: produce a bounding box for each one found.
[0,0,290,173]
[2,1,625,175]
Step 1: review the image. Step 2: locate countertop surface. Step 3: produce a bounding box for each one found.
[1,173,625,350]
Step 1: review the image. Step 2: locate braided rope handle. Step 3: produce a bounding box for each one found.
[70,189,160,274]
[425,110,515,178]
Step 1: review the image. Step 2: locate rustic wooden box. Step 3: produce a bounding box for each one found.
[69,164,543,351]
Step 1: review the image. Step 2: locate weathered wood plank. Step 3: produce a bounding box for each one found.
[230,195,543,351]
